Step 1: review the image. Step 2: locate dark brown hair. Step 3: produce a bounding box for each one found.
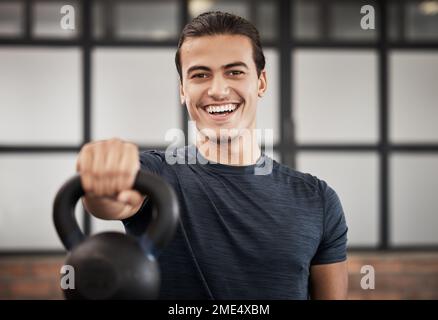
[175,11,266,82]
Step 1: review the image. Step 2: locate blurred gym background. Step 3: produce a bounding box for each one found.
[0,0,437,299]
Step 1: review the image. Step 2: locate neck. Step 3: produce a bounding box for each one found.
[196,129,261,166]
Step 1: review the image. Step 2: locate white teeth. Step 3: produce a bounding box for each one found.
[206,103,238,114]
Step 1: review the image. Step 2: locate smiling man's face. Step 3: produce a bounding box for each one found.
[179,34,267,142]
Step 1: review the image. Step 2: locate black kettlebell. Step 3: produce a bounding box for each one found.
[53,170,179,300]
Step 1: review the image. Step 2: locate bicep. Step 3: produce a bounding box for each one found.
[309,260,348,300]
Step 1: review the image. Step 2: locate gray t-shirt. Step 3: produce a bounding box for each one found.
[123,145,348,300]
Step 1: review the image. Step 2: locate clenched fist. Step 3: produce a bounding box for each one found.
[76,138,145,220]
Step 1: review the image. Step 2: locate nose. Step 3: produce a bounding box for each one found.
[207,75,230,99]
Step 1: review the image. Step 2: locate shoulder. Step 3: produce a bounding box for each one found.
[138,146,194,175]
[139,149,167,174]
[273,161,333,199]
[139,149,166,162]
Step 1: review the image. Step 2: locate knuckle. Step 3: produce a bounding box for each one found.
[81,143,92,153]
[108,137,122,147]
[98,141,107,153]
[110,137,121,143]
[125,142,138,153]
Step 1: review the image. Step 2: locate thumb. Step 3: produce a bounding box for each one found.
[117,190,144,208]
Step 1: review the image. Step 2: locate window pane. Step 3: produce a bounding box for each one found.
[257,49,279,144]
[294,50,378,143]
[0,154,82,250]
[390,154,438,245]
[296,152,379,247]
[0,48,82,145]
[92,49,180,145]
[92,0,105,39]
[114,1,178,40]
[34,1,80,39]
[256,1,277,41]
[292,0,320,40]
[390,52,438,143]
[0,1,22,37]
[388,1,401,41]
[406,1,438,41]
[330,1,377,41]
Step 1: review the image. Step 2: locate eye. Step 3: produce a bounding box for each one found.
[228,70,244,76]
[192,73,209,79]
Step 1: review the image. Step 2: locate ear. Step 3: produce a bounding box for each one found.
[179,81,185,105]
[258,69,267,98]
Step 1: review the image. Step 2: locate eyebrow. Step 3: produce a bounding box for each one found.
[224,62,249,69]
[186,61,249,75]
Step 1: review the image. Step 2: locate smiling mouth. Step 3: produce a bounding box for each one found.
[202,103,242,118]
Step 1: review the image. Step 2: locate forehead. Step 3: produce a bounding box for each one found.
[180,34,254,72]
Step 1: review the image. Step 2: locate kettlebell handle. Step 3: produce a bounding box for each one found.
[53,170,179,252]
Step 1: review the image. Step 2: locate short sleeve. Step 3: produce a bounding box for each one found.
[311,179,348,265]
[139,150,166,175]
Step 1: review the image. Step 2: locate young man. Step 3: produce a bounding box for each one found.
[77,12,348,299]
